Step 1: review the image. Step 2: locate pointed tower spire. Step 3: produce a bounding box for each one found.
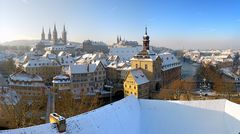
[48,28,52,41]
[54,24,57,31]
[117,36,119,43]
[143,27,150,50]
[145,27,147,35]
[63,25,66,32]
[53,24,58,45]
[62,25,67,44]
[41,27,45,40]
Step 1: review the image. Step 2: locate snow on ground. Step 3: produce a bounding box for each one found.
[1,96,240,134]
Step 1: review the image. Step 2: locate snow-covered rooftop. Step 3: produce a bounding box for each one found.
[107,61,126,68]
[220,67,240,80]
[52,74,70,84]
[42,51,57,59]
[68,60,101,74]
[159,52,179,66]
[129,69,149,85]
[159,52,181,71]
[23,58,60,67]
[130,50,159,61]
[2,96,240,134]
[9,71,43,82]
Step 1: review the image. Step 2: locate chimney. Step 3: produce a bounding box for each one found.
[49,113,66,133]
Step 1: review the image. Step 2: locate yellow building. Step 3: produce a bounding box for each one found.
[130,27,162,91]
[124,69,150,98]
[124,27,182,98]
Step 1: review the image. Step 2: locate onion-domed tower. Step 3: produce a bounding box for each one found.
[143,27,150,50]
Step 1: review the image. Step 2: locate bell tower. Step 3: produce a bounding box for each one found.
[143,27,150,50]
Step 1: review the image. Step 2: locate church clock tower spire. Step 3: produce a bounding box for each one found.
[143,27,150,50]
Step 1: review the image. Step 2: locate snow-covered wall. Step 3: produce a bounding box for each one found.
[1,96,240,134]
[139,99,240,134]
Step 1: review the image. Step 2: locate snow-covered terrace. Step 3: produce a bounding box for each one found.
[1,96,240,134]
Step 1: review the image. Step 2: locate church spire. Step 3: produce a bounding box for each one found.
[62,25,67,44]
[54,24,57,32]
[48,28,52,41]
[41,27,45,40]
[117,36,119,43]
[53,24,58,45]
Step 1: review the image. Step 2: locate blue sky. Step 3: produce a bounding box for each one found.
[1,0,240,49]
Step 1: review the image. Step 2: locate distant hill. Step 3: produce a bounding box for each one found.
[152,46,174,54]
[1,40,83,47]
[1,40,39,47]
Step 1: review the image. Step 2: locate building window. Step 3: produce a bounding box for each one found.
[145,64,148,69]
[136,64,138,68]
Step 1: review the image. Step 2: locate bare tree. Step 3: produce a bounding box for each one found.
[1,95,47,128]
[156,78,196,100]
[55,92,102,118]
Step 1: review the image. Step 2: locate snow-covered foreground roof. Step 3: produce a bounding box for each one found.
[2,96,240,134]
